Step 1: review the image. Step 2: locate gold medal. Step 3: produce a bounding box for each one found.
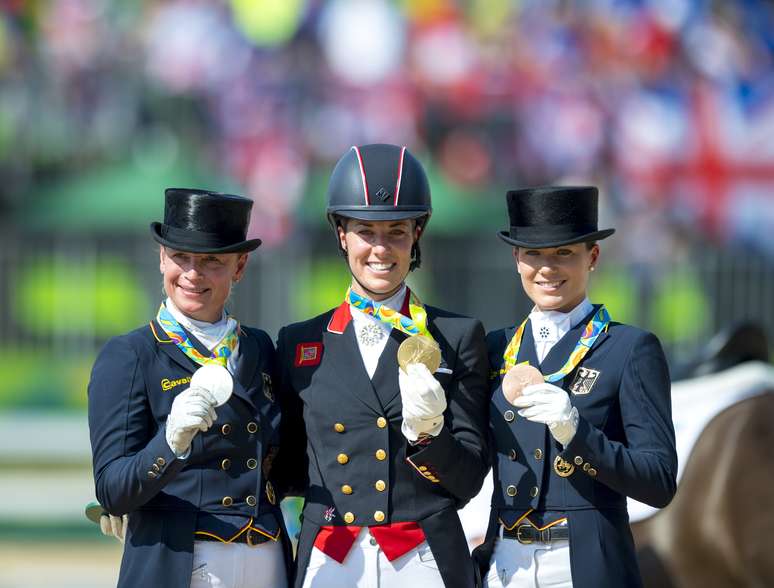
[398,335,442,374]
[553,455,575,477]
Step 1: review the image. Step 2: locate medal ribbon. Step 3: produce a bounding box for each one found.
[501,305,611,382]
[346,287,436,342]
[156,303,239,367]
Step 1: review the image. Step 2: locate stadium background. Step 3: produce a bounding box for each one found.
[1,0,773,586]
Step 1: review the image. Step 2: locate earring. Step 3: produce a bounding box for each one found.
[589,266,595,272]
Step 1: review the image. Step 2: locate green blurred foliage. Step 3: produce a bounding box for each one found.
[0,348,94,410]
[653,270,709,344]
[14,256,149,337]
[588,267,637,325]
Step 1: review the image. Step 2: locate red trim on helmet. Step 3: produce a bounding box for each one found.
[352,146,370,206]
[394,146,406,206]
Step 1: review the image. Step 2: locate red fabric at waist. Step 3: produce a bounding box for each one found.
[313,522,426,563]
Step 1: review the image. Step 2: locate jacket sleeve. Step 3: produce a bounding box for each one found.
[88,336,185,515]
[271,326,309,499]
[560,331,677,508]
[405,319,491,506]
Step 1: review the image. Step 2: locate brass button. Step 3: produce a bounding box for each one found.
[344,512,355,524]
[337,453,349,465]
[508,449,517,461]
[377,417,387,429]
[534,449,543,460]
[588,468,598,477]
[247,422,259,434]
[574,456,583,466]
[221,458,231,470]
[341,484,353,495]
[582,462,590,472]
[530,486,539,498]
[334,423,345,433]
[221,423,232,436]
[506,485,517,497]
[246,458,258,470]
[374,510,385,523]
[419,465,428,472]
[222,496,233,507]
[375,449,387,461]
[147,470,157,479]
[246,495,256,507]
[504,410,515,422]
[375,480,386,492]
[156,457,166,467]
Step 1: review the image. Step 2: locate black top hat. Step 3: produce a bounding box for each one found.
[498,186,615,248]
[150,188,261,254]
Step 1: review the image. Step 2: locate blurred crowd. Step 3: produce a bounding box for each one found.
[1,0,774,254]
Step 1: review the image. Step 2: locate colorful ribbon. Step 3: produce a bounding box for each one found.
[501,305,611,382]
[156,303,239,367]
[346,287,435,342]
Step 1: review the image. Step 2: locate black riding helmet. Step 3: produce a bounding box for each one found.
[326,144,432,271]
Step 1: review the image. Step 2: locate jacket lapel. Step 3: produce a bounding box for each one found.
[324,319,385,414]
[538,305,608,379]
[372,328,406,410]
[150,320,198,374]
[518,319,541,369]
[232,328,258,409]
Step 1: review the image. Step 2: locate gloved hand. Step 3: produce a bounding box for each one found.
[399,363,447,442]
[166,387,218,457]
[511,382,579,446]
[99,513,128,544]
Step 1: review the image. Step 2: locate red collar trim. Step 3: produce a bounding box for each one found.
[326,288,413,334]
[327,302,352,334]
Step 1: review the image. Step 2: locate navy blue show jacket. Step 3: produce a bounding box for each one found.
[476,307,677,588]
[88,319,291,588]
[273,301,490,588]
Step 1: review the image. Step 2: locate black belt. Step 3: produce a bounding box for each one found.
[503,524,569,544]
[195,528,272,547]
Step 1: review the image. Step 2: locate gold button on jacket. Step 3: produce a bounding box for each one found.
[343,512,355,524]
[375,480,386,492]
[375,449,387,461]
[337,453,349,465]
[374,510,385,522]
[341,484,353,495]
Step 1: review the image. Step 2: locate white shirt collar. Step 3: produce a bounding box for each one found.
[529,297,594,348]
[164,297,233,346]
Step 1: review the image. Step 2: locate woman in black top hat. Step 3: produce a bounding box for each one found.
[274,144,490,588]
[88,188,291,588]
[475,186,677,588]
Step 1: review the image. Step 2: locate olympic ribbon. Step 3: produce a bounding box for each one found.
[346,287,436,342]
[501,305,610,382]
[156,304,239,367]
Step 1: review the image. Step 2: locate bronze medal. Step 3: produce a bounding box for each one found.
[397,335,442,374]
[502,363,544,404]
[553,455,575,477]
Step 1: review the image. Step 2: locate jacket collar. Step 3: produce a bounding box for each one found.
[327,287,412,334]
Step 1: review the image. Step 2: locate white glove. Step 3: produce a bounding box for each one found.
[511,382,579,446]
[99,513,128,544]
[399,363,447,442]
[166,387,218,457]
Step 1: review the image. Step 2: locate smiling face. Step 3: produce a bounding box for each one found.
[514,242,599,312]
[338,218,420,300]
[159,247,248,322]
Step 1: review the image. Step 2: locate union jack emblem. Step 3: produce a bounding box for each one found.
[323,506,336,522]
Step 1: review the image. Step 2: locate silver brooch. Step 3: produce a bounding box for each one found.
[358,322,385,346]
